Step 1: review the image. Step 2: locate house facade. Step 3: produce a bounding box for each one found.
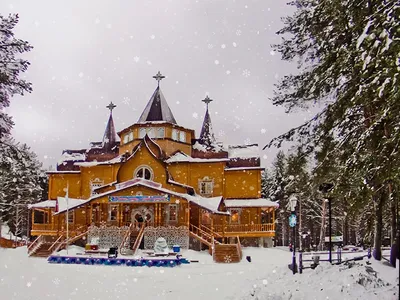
[29,73,278,256]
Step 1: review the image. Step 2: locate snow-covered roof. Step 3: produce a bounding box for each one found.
[186,195,228,215]
[56,178,228,215]
[225,167,264,171]
[47,171,81,174]
[28,200,56,209]
[165,152,229,163]
[74,156,122,167]
[54,197,87,215]
[58,152,86,165]
[224,198,279,208]
[227,144,260,159]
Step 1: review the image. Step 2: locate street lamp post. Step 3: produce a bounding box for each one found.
[289,196,298,274]
[319,183,334,264]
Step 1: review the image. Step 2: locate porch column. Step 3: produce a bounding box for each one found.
[272,208,275,231]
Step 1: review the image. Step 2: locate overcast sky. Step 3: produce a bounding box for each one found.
[2,0,314,169]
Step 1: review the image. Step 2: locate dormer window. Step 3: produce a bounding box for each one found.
[123,134,129,144]
[128,131,134,142]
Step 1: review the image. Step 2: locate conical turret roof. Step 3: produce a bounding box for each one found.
[137,86,177,124]
[102,102,118,150]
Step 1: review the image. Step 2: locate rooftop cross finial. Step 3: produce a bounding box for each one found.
[202,95,213,109]
[106,101,116,113]
[153,71,165,87]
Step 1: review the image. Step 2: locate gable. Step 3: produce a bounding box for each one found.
[117,142,168,185]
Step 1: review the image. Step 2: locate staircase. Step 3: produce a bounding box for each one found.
[213,237,242,263]
[189,225,242,263]
[189,224,221,249]
[28,235,56,257]
[131,224,146,255]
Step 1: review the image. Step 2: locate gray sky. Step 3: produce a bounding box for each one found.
[2,0,313,169]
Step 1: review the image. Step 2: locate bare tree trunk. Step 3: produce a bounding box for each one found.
[299,197,302,250]
[282,216,286,246]
[389,184,397,245]
[318,199,327,250]
[373,192,385,260]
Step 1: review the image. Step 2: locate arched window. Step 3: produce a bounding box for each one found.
[134,165,153,180]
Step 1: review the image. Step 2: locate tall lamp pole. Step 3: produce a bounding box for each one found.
[289,196,298,274]
[319,183,334,264]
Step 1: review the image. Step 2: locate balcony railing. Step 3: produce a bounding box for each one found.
[213,223,275,233]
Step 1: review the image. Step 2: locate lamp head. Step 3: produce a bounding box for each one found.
[289,195,298,211]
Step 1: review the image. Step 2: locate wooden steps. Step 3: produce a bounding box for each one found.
[32,243,54,257]
[213,244,241,263]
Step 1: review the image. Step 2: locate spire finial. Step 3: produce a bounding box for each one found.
[106,101,116,113]
[153,71,165,87]
[202,95,213,109]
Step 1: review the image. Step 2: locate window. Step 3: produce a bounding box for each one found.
[172,129,179,141]
[92,204,101,223]
[169,204,178,222]
[109,205,118,221]
[138,127,165,139]
[90,179,104,196]
[199,177,214,196]
[123,134,129,144]
[230,209,240,224]
[134,165,153,180]
[156,127,165,138]
[68,210,74,224]
[128,131,134,142]
[139,128,146,138]
[179,131,186,142]
[33,210,49,224]
[148,128,155,138]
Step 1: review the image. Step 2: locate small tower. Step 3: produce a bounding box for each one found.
[137,71,177,124]
[199,96,217,148]
[103,101,118,150]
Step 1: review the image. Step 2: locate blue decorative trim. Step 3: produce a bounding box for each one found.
[109,195,170,203]
[47,255,189,267]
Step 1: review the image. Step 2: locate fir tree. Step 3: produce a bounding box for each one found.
[0,13,33,140]
[266,0,400,260]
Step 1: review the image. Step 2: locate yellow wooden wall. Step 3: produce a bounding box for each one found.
[223,170,261,199]
[187,162,225,196]
[48,173,82,199]
[80,164,120,198]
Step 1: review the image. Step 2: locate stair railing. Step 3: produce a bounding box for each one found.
[28,235,44,256]
[132,223,146,255]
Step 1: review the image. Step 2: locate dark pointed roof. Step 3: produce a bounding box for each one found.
[199,96,217,148]
[102,102,118,150]
[199,107,216,146]
[137,86,177,124]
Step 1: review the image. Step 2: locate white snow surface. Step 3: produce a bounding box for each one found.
[54,197,87,214]
[165,151,229,163]
[227,145,260,159]
[1,224,23,241]
[0,247,397,300]
[58,152,86,164]
[224,198,279,208]
[28,200,56,209]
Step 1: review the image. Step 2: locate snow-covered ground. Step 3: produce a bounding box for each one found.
[0,246,398,300]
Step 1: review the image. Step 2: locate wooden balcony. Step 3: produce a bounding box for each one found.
[212,223,275,238]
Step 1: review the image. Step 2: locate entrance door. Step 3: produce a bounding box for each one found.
[131,206,154,227]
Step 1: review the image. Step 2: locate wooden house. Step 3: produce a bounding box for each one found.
[28,73,278,261]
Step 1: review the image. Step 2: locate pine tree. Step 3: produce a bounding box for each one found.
[0,13,33,140]
[267,0,400,260]
[0,139,46,237]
